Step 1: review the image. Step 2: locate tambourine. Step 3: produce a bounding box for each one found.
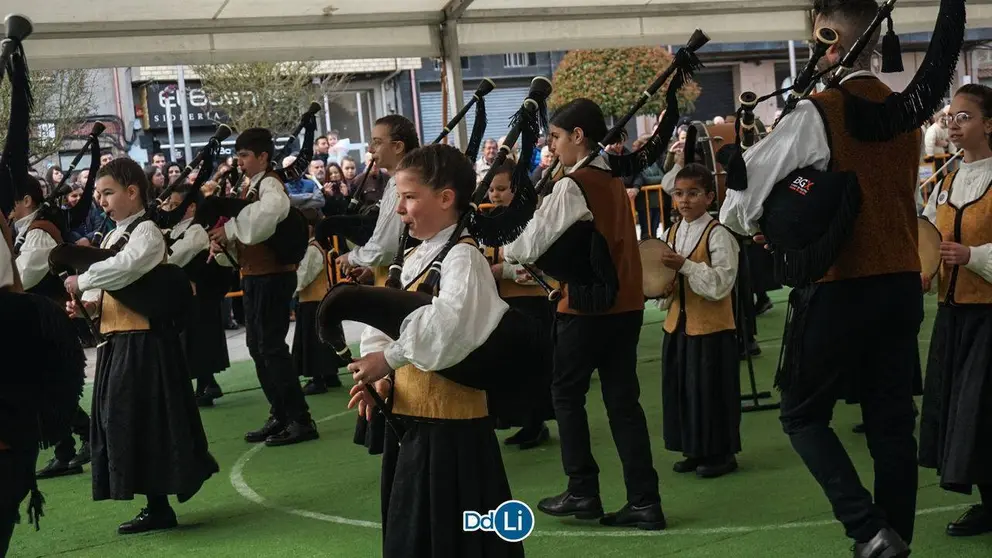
[918,216,942,280]
[639,238,678,299]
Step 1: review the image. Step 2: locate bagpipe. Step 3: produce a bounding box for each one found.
[315,78,544,446]
[47,214,194,342]
[529,29,709,312]
[193,104,320,267]
[315,79,497,250]
[726,0,965,287]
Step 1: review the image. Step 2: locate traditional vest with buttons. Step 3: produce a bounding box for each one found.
[662,219,736,336]
[390,237,489,421]
[934,170,992,304]
[299,240,336,303]
[483,245,557,298]
[237,171,298,276]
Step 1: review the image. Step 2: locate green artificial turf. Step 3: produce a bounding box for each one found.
[9,291,991,557]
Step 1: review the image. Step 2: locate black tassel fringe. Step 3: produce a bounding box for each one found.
[464,96,487,164]
[843,0,965,141]
[0,41,33,218]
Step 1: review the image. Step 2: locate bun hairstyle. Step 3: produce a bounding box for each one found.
[674,163,717,194]
[550,98,609,151]
[395,144,476,212]
[96,158,151,205]
[954,83,992,150]
[375,114,421,155]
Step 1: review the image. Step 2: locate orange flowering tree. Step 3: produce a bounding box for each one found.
[549,47,702,117]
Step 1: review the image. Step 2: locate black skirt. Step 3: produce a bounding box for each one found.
[292,301,346,381]
[182,293,230,379]
[661,324,742,458]
[491,296,555,427]
[919,304,992,494]
[91,331,219,501]
[381,417,525,558]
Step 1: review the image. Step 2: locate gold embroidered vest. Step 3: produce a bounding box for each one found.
[662,219,736,335]
[391,237,489,421]
[934,171,992,304]
[299,240,336,303]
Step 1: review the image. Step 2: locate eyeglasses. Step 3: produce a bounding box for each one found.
[942,112,983,126]
[369,137,396,149]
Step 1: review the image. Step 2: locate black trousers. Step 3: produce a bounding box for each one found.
[53,405,90,463]
[243,273,310,424]
[0,445,39,558]
[779,272,922,544]
[553,310,660,506]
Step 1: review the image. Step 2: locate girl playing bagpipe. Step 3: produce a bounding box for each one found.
[486,161,554,449]
[63,159,218,535]
[657,163,742,479]
[919,83,992,538]
[342,144,528,557]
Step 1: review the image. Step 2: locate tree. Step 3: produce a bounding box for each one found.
[549,47,702,118]
[0,68,95,165]
[192,61,350,135]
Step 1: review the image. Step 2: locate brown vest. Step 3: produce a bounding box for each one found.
[391,237,489,421]
[934,171,992,304]
[237,171,298,277]
[25,219,68,302]
[662,219,736,335]
[484,245,557,299]
[809,77,921,282]
[298,240,335,303]
[27,219,63,244]
[557,166,644,315]
[0,217,22,292]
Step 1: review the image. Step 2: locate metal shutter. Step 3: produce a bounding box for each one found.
[685,68,736,122]
[420,86,531,145]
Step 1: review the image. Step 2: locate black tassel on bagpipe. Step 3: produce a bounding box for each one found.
[840,0,965,142]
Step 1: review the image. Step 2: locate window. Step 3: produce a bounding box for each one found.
[504,53,537,68]
[432,57,470,71]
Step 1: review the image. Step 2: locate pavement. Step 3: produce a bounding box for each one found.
[83,320,367,381]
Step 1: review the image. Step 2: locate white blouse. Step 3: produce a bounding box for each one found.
[295,243,325,294]
[167,217,210,269]
[359,222,509,372]
[14,210,58,290]
[78,210,166,307]
[347,177,404,268]
[923,155,992,284]
[658,212,739,309]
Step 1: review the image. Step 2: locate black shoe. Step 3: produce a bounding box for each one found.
[739,340,761,359]
[303,379,328,396]
[696,456,739,478]
[35,457,83,479]
[853,423,866,434]
[755,297,773,316]
[68,442,91,468]
[537,491,604,520]
[203,384,223,400]
[245,417,284,443]
[117,507,178,535]
[264,419,319,447]
[504,428,528,445]
[946,504,992,537]
[600,502,667,530]
[673,457,702,474]
[518,424,550,450]
[853,528,910,558]
[196,394,215,408]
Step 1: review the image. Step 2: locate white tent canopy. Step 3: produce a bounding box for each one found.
[6,0,991,71]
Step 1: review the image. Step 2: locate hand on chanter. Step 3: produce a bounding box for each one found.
[208,226,228,245]
[66,299,97,319]
[63,274,81,295]
[348,351,392,385]
[348,378,392,422]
